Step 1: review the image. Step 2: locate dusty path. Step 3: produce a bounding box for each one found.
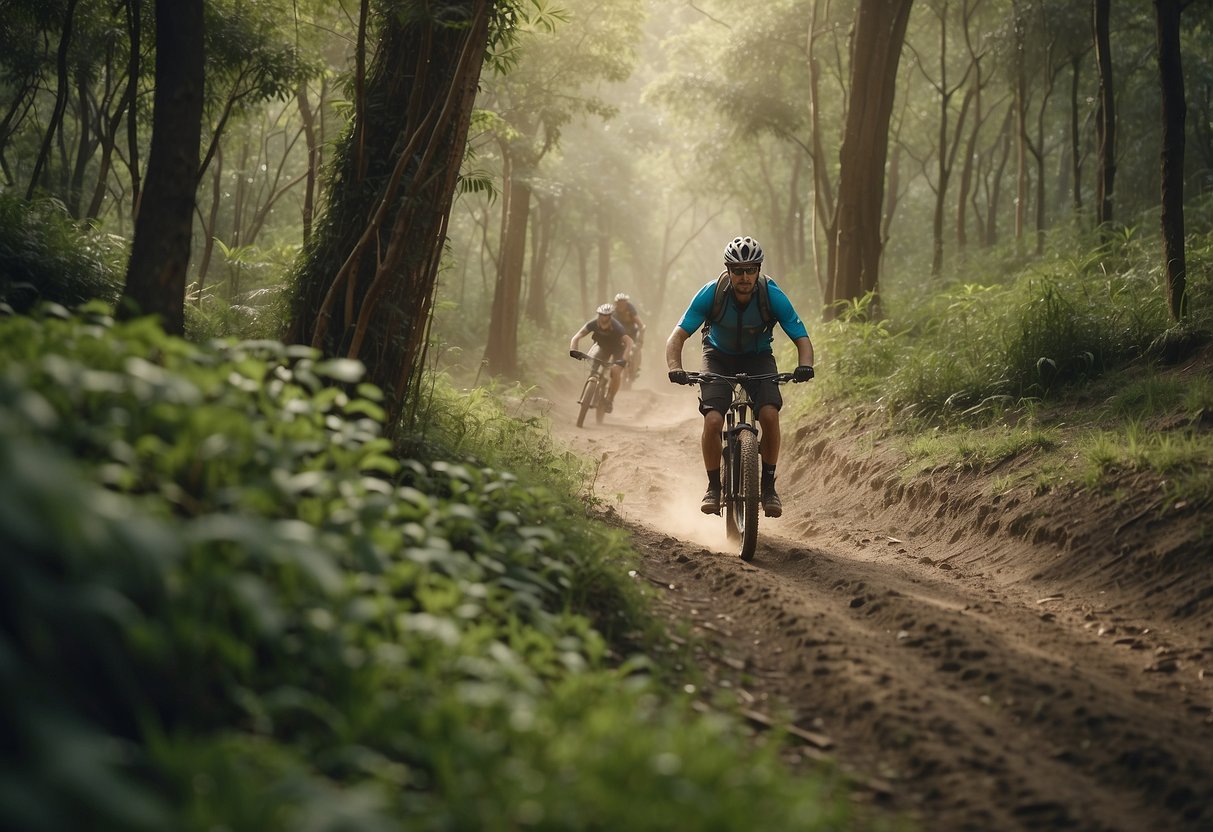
[538,367,1213,831]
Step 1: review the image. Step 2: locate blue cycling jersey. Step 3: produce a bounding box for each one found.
[675,276,809,355]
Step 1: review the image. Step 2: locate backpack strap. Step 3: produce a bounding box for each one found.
[707,270,731,325]
[707,271,775,330]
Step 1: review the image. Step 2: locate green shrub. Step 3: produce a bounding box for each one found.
[0,193,125,312]
[1,312,863,831]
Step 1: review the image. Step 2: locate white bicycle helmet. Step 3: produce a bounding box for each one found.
[723,235,764,265]
[596,302,615,315]
[614,292,630,302]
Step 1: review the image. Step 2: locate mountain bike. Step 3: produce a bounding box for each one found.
[675,371,796,561]
[570,350,626,428]
[623,341,642,389]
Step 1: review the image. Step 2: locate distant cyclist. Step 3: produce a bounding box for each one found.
[570,302,634,413]
[612,292,645,382]
[612,292,645,347]
[665,235,814,517]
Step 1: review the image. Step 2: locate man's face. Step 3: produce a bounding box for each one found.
[727,264,760,300]
[596,313,614,330]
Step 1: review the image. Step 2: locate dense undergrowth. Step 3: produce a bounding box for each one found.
[0,194,125,314]
[1,305,867,831]
[802,207,1213,509]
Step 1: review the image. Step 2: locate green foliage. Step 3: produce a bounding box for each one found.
[204,0,319,113]
[823,228,1186,423]
[0,194,125,312]
[814,292,901,398]
[903,423,1059,479]
[1078,422,1213,508]
[808,215,1213,506]
[1,311,859,831]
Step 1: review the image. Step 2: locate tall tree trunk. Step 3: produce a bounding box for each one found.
[485,166,532,376]
[784,152,804,271]
[930,1,950,276]
[1093,0,1116,227]
[882,142,902,278]
[525,193,555,326]
[27,0,80,200]
[126,0,142,220]
[286,0,493,428]
[596,208,611,304]
[297,81,319,247]
[228,137,251,299]
[956,78,982,257]
[829,0,914,317]
[67,68,92,217]
[1069,53,1084,214]
[807,0,837,308]
[85,73,137,220]
[1012,1,1028,255]
[118,0,204,335]
[195,143,223,299]
[577,240,589,317]
[984,102,1015,247]
[1155,0,1186,320]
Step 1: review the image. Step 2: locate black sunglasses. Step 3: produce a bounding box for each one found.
[728,266,759,276]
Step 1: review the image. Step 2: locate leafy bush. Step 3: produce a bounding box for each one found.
[817,223,1202,424]
[1,311,862,831]
[0,193,125,312]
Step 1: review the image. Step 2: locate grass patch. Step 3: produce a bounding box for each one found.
[807,205,1213,510]
[1078,422,1213,498]
[902,423,1059,479]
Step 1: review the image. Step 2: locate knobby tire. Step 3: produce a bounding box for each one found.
[737,430,760,561]
[723,443,739,541]
[577,377,596,428]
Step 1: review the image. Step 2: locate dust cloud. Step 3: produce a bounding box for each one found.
[543,371,795,556]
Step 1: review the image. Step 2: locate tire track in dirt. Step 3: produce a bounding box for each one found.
[534,372,1213,831]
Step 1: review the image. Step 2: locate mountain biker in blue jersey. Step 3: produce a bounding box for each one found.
[665,235,815,517]
[570,302,634,413]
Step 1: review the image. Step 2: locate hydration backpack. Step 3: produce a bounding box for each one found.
[705,270,776,332]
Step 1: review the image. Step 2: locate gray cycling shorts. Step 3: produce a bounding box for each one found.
[698,349,781,416]
[589,343,625,363]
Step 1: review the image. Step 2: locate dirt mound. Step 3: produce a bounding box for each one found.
[537,376,1213,831]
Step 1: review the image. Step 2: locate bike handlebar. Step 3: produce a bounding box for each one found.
[571,350,627,367]
[674,370,798,385]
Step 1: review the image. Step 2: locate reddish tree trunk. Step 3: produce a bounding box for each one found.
[829,0,914,316]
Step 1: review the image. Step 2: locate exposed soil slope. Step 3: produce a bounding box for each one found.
[536,364,1213,832]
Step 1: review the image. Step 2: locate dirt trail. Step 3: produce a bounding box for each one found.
[537,366,1213,832]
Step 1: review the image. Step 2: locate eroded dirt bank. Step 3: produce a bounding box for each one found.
[535,369,1213,832]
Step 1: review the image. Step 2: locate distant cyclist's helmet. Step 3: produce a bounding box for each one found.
[596,303,615,316]
[614,293,630,302]
[723,236,764,266]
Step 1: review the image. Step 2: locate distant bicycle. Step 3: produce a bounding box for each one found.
[570,350,627,428]
[623,341,642,389]
[673,370,797,561]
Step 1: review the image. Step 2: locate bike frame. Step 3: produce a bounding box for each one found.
[681,370,794,561]
[573,350,624,428]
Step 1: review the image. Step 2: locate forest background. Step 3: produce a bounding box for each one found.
[3,0,1209,395]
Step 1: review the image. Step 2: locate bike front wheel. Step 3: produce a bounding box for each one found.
[577,378,597,428]
[723,443,739,542]
[735,430,760,561]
